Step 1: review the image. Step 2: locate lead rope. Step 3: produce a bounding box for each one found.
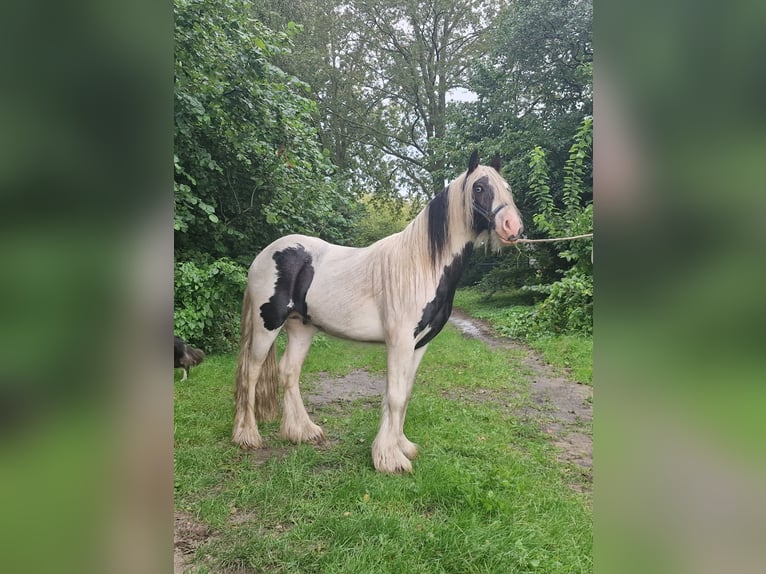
[514,233,593,244]
[513,232,594,263]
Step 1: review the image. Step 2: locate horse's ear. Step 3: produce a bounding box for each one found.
[490,155,503,172]
[467,150,480,174]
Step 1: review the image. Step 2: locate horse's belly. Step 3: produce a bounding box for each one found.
[309,306,386,343]
[305,287,385,342]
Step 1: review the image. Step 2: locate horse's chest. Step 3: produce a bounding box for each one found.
[413,298,453,349]
[412,246,472,349]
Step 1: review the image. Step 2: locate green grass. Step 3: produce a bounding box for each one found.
[175,323,591,573]
[453,288,593,385]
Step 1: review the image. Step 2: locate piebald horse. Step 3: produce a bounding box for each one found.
[233,152,523,473]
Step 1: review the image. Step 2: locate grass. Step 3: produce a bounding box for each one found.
[175,322,592,573]
[453,288,593,385]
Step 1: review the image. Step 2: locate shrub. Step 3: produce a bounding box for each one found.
[519,271,593,336]
[174,258,248,353]
[518,117,593,336]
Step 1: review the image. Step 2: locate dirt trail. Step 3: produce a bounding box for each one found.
[450,309,592,487]
[174,511,212,574]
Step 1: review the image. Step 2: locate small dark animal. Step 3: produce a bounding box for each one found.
[174,336,205,380]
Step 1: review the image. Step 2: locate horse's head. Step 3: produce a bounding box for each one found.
[462,150,524,246]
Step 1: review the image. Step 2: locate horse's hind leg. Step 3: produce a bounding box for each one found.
[279,317,324,444]
[233,316,281,449]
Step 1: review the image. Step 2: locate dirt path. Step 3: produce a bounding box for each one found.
[449,309,592,489]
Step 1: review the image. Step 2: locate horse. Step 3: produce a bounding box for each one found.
[233,151,524,473]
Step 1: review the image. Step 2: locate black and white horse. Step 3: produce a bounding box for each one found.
[233,152,523,473]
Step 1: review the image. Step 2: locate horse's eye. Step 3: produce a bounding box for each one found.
[474,185,483,193]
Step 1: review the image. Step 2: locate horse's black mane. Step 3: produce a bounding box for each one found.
[426,187,450,267]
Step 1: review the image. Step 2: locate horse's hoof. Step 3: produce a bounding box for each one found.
[280,422,325,445]
[232,428,263,450]
[399,438,419,460]
[372,444,413,474]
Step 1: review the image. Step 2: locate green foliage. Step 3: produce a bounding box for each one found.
[174,0,356,262]
[444,0,592,331]
[519,271,593,336]
[476,116,593,336]
[251,0,499,201]
[347,194,414,246]
[517,116,593,336]
[527,146,555,223]
[464,0,592,206]
[527,117,593,271]
[462,246,552,303]
[173,258,248,353]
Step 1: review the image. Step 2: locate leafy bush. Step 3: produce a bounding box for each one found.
[516,116,593,336]
[174,0,357,261]
[470,245,554,301]
[347,194,413,247]
[174,258,248,353]
[516,271,593,336]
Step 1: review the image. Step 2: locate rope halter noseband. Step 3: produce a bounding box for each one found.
[472,201,508,231]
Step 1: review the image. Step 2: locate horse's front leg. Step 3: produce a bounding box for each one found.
[397,345,428,461]
[372,342,422,473]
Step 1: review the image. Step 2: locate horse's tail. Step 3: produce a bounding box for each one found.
[236,288,280,422]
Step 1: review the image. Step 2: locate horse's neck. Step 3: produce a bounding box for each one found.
[416,196,472,259]
[386,203,473,282]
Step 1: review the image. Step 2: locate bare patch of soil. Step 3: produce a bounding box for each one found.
[450,309,593,490]
[174,511,213,574]
[307,369,384,405]
[248,444,292,466]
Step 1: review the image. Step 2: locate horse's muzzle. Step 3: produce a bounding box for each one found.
[497,211,524,244]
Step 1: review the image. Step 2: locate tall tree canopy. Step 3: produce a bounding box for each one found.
[468,0,593,207]
[252,0,500,201]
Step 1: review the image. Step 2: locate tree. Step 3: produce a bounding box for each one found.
[174,0,355,264]
[452,0,592,306]
[468,0,592,207]
[254,0,501,201]
[343,0,501,199]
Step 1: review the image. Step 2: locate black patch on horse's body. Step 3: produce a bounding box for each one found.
[471,175,496,233]
[427,188,449,266]
[260,245,315,330]
[413,243,474,349]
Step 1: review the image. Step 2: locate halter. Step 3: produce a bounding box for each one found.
[472,201,507,230]
[463,171,508,231]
